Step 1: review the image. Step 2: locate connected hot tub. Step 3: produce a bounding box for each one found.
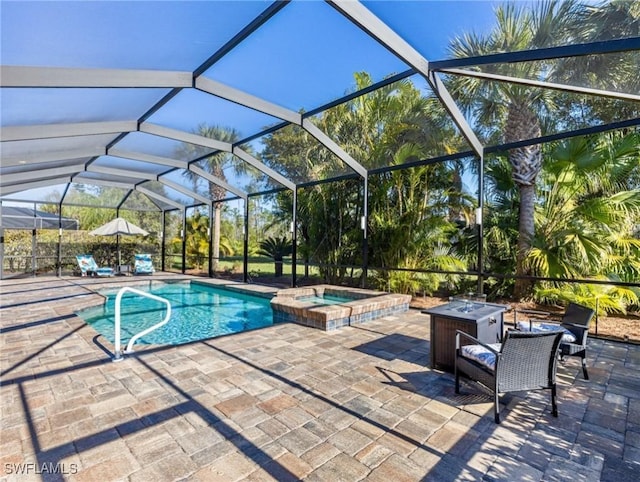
[271,285,412,331]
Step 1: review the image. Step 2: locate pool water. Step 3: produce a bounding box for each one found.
[76,282,273,346]
[298,294,353,305]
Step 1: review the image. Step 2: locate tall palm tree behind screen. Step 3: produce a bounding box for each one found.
[447,1,588,299]
[180,124,245,272]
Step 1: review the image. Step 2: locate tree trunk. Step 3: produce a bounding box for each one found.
[213,202,222,272]
[505,101,542,300]
[514,183,535,299]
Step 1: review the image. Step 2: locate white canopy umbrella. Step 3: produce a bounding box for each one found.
[90,217,149,267]
[89,217,149,236]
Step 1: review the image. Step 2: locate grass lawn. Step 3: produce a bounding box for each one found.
[170,256,320,277]
[218,257,320,277]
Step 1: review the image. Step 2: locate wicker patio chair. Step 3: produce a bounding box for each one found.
[515,302,595,379]
[455,329,563,424]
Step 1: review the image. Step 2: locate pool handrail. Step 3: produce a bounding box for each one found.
[113,286,171,362]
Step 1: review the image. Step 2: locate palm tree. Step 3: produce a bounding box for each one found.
[263,72,470,287]
[179,124,245,272]
[447,1,590,299]
[368,142,470,294]
[528,132,640,281]
[258,236,292,277]
[527,132,640,315]
[183,209,233,271]
[474,155,520,297]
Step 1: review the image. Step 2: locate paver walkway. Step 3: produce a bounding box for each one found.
[1,275,638,481]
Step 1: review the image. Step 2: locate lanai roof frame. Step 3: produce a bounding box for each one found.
[0,0,637,209]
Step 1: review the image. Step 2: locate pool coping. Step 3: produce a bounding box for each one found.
[191,278,280,299]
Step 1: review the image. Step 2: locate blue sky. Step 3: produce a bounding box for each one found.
[1,0,500,205]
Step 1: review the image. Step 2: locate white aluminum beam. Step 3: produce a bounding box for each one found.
[1,164,85,185]
[328,0,484,156]
[136,185,185,210]
[329,3,429,74]
[73,178,134,190]
[195,76,302,125]
[441,68,640,102]
[426,70,484,156]
[107,148,188,169]
[140,122,232,152]
[302,119,368,178]
[76,174,202,209]
[1,66,193,88]
[188,165,247,200]
[1,147,106,167]
[140,122,292,191]
[98,144,249,201]
[232,147,296,190]
[0,177,71,196]
[86,165,157,181]
[0,121,138,142]
[160,178,212,205]
[195,78,369,181]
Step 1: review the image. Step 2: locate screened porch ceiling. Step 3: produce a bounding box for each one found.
[1,0,639,212]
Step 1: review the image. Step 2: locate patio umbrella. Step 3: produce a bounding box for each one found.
[89,217,149,236]
[89,217,149,266]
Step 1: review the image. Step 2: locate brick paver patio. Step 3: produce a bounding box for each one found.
[1,275,638,481]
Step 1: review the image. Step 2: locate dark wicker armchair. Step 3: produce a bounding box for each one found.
[515,302,595,379]
[455,329,563,424]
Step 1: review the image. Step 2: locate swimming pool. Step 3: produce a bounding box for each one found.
[76,281,273,346]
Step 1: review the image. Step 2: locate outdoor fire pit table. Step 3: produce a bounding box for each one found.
[423,298,509,372]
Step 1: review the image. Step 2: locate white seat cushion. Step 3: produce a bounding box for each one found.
[460,343,502,370]
[516,321,577,343]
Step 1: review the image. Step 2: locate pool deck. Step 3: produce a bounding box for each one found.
[1,274,639,481]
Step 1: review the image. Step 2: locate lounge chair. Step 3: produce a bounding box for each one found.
[76,254,114,277]
[133,254,155,275]
[455,329,563,423]
[514,302,595,379]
